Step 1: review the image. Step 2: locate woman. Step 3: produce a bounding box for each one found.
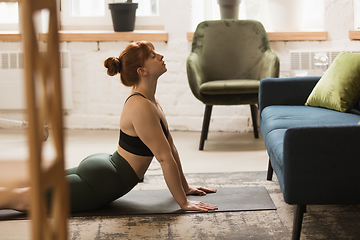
[0,41,217,213]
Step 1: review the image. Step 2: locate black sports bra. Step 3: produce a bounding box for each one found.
[119,93,169,157]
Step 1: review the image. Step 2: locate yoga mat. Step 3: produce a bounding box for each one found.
[0,186,276,220]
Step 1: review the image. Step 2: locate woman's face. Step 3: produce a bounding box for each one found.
[142,51,167,78]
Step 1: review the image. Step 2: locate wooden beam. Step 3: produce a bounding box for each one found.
[1,31,328,42]
[349,30,360,40]
[187,31,328,42]
[187,32,194,42]
[39,30,168,42]
[267,32,328,41]
[0,32,21,42]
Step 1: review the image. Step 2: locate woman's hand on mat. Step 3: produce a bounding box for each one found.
[186,186,217,196]
[181,200,218,212]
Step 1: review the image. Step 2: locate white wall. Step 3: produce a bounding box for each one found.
[0,0,359,133]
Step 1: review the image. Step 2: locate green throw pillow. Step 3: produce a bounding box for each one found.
[305,51,360,112]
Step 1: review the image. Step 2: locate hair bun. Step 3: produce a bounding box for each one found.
[104,56,121,76]
[114,57,122,73]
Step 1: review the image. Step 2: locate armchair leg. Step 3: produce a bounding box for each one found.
[267,159,273,181]
[250,104,259,139]
[199,105,213,150]
[292,205,306,240]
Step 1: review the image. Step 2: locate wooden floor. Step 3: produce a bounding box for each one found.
[1,130,360,240]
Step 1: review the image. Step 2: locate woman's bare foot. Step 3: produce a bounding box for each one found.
[12,187,30,212]
[0,187,30,212]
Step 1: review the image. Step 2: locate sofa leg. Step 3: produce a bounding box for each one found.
[267,159,273,181]
[292,205,306,240]
[250,104,259,139]
[199,105,213,150]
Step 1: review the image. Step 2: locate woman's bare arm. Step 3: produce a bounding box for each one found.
[167,132,217,196]
[128,98,217,211]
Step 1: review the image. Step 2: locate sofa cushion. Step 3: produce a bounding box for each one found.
[305,51,360,112]
[260,105,360,137]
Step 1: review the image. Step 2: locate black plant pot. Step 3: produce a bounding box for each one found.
[109,3,138,32]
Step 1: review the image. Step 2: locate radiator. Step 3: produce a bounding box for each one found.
[0,50,73,110]
[290,50,360,76]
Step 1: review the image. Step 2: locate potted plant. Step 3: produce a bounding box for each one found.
[109,0,138,32]
[217,0,241,19]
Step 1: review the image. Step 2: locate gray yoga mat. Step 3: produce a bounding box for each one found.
[0,186,276,220]
[75,186,276,216]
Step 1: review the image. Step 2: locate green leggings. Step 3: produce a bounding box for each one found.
[66,151,140,213]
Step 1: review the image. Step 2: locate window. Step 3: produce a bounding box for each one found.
[0,2,19,31]
[355,0,360,29]
[191,0,266,31]
[69,0,104,17]
[0,0,162,31]
[191,0,324,32]
[60,0,162,30]
[301,0,324,31]
[69,0,158,17]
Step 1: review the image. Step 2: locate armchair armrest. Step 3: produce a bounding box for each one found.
[259,77,320,114]
[186,53,205,101]
[258,50,280,80]
[283,125,360,205]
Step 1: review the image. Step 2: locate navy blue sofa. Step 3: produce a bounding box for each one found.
[259,76,360,240]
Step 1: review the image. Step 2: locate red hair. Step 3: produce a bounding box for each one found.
[104,41,155,87]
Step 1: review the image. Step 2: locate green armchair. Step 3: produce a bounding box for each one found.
[187,20,280,150]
